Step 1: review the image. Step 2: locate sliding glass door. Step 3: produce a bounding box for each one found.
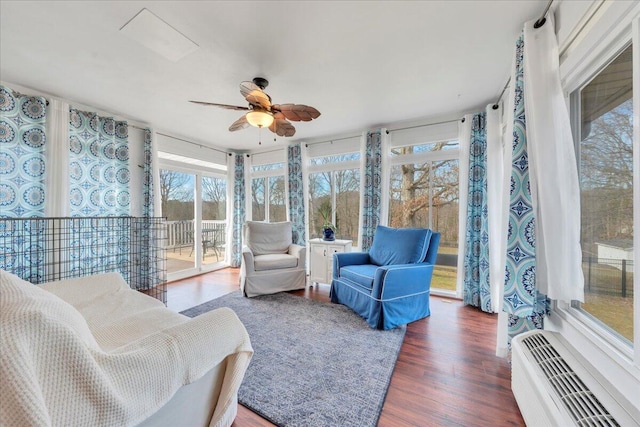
[160,164,229,280]
[161,169,196,275]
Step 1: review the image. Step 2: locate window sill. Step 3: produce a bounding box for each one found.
[550,303,639,382]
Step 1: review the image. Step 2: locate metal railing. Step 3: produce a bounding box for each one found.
[165,220,227,249]
[583,256,634,298]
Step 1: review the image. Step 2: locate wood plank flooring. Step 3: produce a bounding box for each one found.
[167,268,524,427]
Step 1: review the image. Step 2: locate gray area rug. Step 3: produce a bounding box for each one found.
[181,291,406,427]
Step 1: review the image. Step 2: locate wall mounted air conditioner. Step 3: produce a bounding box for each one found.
[511,330,639,426]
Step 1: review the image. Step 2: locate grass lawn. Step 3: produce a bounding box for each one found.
[581,292,634,342]
[581,261,634,342]
[438,245,459,255]
[432,266,457,291]
[428,256,634,343]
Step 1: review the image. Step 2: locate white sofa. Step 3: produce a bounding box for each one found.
[240,221,307,297]
[0,271,253,427]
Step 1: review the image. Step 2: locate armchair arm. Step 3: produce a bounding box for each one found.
[333,252,371,279]
[372,262,435,301]
[241,246,255,274]
[288,244,306,269]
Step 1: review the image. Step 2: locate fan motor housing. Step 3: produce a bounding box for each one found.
[253,77,269,90]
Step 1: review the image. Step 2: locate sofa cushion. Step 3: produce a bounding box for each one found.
[369,226,432,266]
[254,253,298,271]
[244,221,292,256]
[340,264,378,290]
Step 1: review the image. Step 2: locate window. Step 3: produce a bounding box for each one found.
[571,44,634,345]
[250,161,285,222]
[308,153,361,245]
[388,140,460,293]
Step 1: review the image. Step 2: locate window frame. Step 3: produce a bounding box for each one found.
[307,149,362,246]
[248,153,286,223]
[386,137,461,298]
[569,41,634,351]
[550,10,640,378]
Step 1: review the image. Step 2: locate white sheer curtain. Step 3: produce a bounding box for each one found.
[524,13,584,303]
[45,99,70,217]
[486,104,506,314]
[456,116,471,297]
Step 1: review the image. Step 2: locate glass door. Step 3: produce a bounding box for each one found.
[160,169,196,275]
[201,175,227,267]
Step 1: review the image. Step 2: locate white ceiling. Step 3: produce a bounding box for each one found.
[1,1,548,152]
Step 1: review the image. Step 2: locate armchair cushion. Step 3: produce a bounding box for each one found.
[244,221,292,256]
[369,225,432,266]
[339,264,378,290]
[254,253,298,271]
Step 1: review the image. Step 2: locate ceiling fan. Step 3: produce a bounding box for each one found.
[190,77,320,138]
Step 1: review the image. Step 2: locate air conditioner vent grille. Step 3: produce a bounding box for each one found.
[521,333,620,427]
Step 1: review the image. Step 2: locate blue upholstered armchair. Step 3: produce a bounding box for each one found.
[330,226,440,330]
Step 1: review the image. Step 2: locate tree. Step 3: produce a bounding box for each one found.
[202,176,226,220]
[159,170,192,219]
[580,99,633,251]
[251,177,265,221]
[388,142,459,245]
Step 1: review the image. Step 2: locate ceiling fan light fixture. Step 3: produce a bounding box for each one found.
[246,109,274,128]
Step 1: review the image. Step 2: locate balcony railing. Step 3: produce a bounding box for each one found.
[165,220,227,250]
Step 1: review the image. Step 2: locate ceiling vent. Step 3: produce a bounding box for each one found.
[120,8,198,62]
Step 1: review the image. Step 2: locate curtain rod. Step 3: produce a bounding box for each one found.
[149,130,230,156]
[387,117,464,134]
[304,134,361,148]
[247,147,284,157]
[491,0,554,109]
[534,0,554,29]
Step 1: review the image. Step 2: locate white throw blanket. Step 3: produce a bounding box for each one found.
[0,271,253,427]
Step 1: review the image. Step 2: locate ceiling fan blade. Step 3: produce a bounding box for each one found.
[190,100,249,111]
[271,104,321,122]
[229,114,249,132]
[269,118,296,137]
[245,90,271,109]
[240,81,261,98]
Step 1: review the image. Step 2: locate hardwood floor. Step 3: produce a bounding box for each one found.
[167,268,525,427]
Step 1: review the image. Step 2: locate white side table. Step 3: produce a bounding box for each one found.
[308,238,352,285]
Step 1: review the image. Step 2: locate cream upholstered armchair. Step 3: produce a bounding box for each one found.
[240,221,307,297]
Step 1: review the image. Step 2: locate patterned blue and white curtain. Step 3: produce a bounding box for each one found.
[0,86,47,281]
[463,112,492,312]
[69,108,130,217]
[361,130,382,251]
[0,86,47,218]
[142,128,154,218]
[231,154,246,267]
[287,143,306,245]
[67,108,131,280]
[503,34,549,344]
